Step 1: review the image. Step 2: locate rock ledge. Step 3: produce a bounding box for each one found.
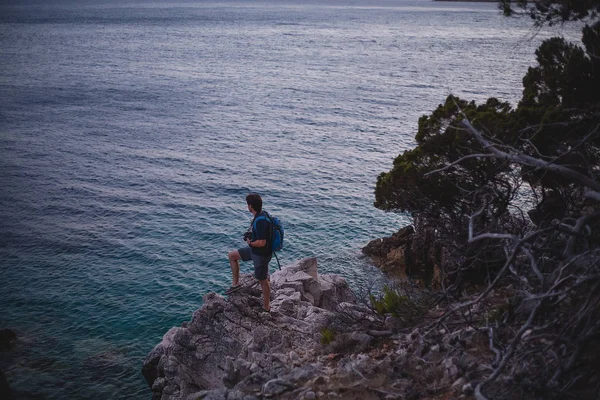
[142,258,376,400]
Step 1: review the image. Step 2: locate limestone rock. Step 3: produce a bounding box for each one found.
[362,225,415,280]
[362,225,414,259]
[142,258,369,400]
[362,221,451,286]
[318,275,355,311]
[271,258,318,286]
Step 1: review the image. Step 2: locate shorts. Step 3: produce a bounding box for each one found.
[238,247,271,281]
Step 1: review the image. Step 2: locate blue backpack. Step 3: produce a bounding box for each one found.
[253,211,284,252]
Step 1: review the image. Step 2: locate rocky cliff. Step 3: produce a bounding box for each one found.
[142,258,485,400]
[142,258,378,399]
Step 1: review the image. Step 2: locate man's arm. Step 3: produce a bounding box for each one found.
[246,238,267,248]
[247,218,269,248]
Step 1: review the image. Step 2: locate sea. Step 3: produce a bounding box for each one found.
[0,0,581,398]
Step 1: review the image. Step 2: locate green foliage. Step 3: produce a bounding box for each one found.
[516,22,600,190]
[370,286,409,316]
[522,38,590,108]
[376,21,600,217]
[370,286,428,325]
[320,328,336,345]
[374,18,600,293]
[375,95,515,216]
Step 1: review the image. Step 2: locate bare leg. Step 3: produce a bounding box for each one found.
[259,278,270,311]
[228,250,241,286]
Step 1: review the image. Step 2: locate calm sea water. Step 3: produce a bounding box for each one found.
[0,1,579,398]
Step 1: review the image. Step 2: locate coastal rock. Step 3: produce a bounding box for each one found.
[271,258,318,283]
[142,258,372,400]
[362,225,414,259]
[271,258,355,311]
[141,257,492,400]
[317,274,356,312]
[362,221,448,287]
[362,225,414,280]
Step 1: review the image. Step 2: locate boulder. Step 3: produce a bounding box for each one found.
[272,257,355,311]
[362,225,414,259]
[318,275,355,311]
[271,258,318,285]
[362,226,415,280]
[362,222,449,287]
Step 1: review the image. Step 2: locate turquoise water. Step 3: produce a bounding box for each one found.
[0,1,579,398]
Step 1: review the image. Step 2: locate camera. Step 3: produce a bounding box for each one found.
[243,230,252,241]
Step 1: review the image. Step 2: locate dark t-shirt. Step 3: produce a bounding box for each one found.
[251,211,272,258]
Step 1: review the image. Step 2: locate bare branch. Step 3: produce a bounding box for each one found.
[564,212,600,258]
[468,201,488,241]
[461,118,600,192]
[476,299,542,395]
[424,154,497,177]
[522,247,544,286]
[469,233,516,243]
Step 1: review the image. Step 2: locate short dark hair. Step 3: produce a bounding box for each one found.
[246,193,262,213]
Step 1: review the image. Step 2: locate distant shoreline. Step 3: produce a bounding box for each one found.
[434,0,498,2]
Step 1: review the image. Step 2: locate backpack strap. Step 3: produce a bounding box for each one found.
[250,213,259,238]
[273,251,281,271]
[262,211,274,248]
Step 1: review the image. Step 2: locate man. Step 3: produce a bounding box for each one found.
[226,193,272,312]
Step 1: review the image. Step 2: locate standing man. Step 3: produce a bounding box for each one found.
[226,193,272,312]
